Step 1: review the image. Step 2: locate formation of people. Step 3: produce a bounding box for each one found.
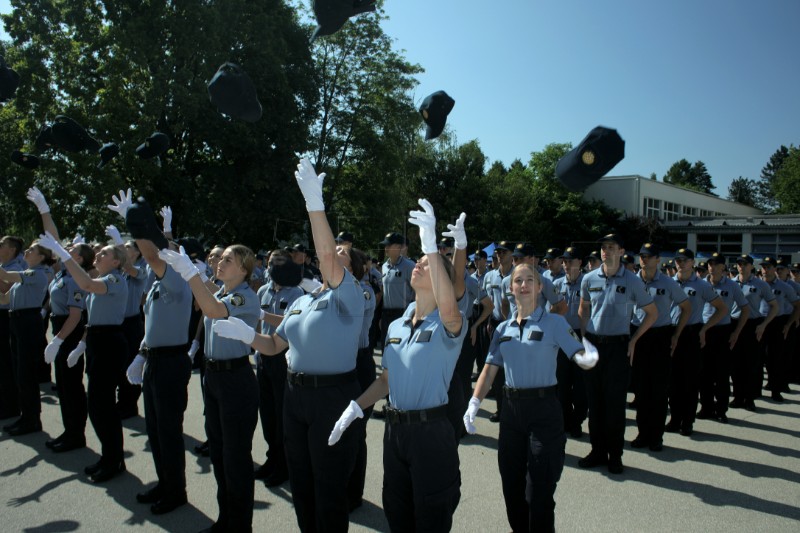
[1,160,799,533]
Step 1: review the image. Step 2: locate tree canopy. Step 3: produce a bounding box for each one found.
[662,159,716,196]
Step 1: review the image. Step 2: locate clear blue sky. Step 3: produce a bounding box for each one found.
[2,0,798,196]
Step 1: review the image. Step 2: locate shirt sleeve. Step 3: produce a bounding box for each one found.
[784,283,800,304]
[701,282,720,304]
[551,315,584,359]
[731,283,749,309]
[485,325,505,367]
[760,281,776,302]
[541,277,564,305]
[628,273,654,307]
[665,277,689,304]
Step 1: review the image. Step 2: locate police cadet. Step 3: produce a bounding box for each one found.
[0,235,26,421]
[502,243,566,320]
[585,250,601,272]
[759,256,800,402]
[328,198,466,533]
[253,249,303,487]
[466,263,598,533]
[579,234,657,474]
[214,159,365,532]
[698,253,750,423]
[777,259,800,389]
[380,231,415,346]
[542,248,565,282]
[160,240,260,532]
[0,240,52,436]
[470,249,493,381]
[630,243,690,451]
[552,247,589,438]
[27,186,90,450]
[483,241,514,421]
[666,248,727,437]
[730,254,778,412]
[39,232,130,482]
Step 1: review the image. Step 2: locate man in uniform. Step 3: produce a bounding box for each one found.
[542,248,565,282]
[380,232,415,347]
[579,234,657,474]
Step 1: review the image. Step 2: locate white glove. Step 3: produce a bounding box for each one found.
[105,224,124,246]
[212,316,256,344]
[126,354,146,385]
[463,396,481,434]
[158,246,200,282]
[44,337,63,364]
[72,233,85,245]
[37,231,72,262]
[193,259,209,283]
[66,340,86,368]
[26,186,50,214]
[408,199,438,254]
[575,338,600,370]
[443,212,468,250]
[294,158,325,212]
[259,309,268,321]
[107,188,133,219]
[187,340,200,361]
[328,400,364,446]
[160,206,172,232]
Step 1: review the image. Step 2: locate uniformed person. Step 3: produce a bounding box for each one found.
[0,235,26,421]
[0,241,53,435]
[380,231,415,346]
[38,233,130,482]
[578,234,657,474]
[630,243,690,451]
[502,243,566,320]
[483,241,514,421]
[542,248,565,282]
[778,259,800,387]
[698,253,750,423]
[585,250,601,272]
[470,249,492,380]
[213,159,365,532]
[160,241,260,531]
[466,263,598,533]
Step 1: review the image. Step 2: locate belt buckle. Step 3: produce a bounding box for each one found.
[294,372,305,386]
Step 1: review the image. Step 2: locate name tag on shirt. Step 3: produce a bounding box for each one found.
[386,337,402,345]
[528,330,544,341]
[415,330,432,343]
[588,286,602,292]
[499,336,512,343]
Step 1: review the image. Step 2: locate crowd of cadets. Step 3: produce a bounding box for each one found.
[1,180,799,532]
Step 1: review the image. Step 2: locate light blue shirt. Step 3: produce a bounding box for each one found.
[204,281,260,360]
[124,259,147,318]
[671,273,719,326]
[704,276,748,326]
[732,274,775,320]
[86,269,128,326]
[580,265,654,335]
[553,273,583,330]
[143,265,192,348]
[257,282,304,336]
[634,271,687,327]
[503,272,564,318]
[1,255,27,310]
[49,269,85,316]
[382,257,415,309]
[359,280,376,349]
[483,267,510,321]
[9,264,49,310]
[763,278,799,317]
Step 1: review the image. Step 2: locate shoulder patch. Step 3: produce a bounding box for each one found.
[230,293,245,307]
[72,292,83,302]
[107,274,119,283]
[363,290,371,300]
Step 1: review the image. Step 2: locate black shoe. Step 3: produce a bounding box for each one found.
[254,462,275,480]
[489,411,500,423]
[0,410,20,421]
[744,400,757,412]
[679,426,693,437]
[578,452,608,469]
[780,385,791,393]
[52,438,85,453]
[264,469,289,487]
[46,433,67,449]
[649,442,663,452]
[717,413,729,424]
[771,391,784,402]
[696,410,715,420]
[151,495,187,515]
[90,461,126,483]
[631,436,649,449]
[84,461,103,476]
[664,420,680,433]
[194,441,210,457]
[137,486,163,504]
[729,399,744,409]
[607,457,624,474]
[2,418,22,432]
[6,421,42,436]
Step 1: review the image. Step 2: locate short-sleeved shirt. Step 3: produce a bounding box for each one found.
[633,271,687,327]
[49,269,85,316]
[382,257,415,310]
[484,267,510,321]
[382,308,467,410]
[463,273,482,318]
[257,282,304,336]
[203,281,260,360]
[124,259,148,318]
[542,269,565,283]
[764,278,799,317]
[277,269,365,374]
[732,274,775,320]
[502,273,563,319]
[359,281,376,349]
[581,265,654,335]
[553,273,584,330]
[486,307,583,389]
[9,264,49,310]
[144,265,192,348]
[1,255,27,310]
[704,276,748,326]
[86,269,128,326]
[671,273,719,326]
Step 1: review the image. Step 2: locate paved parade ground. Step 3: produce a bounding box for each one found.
[1,360,799,532]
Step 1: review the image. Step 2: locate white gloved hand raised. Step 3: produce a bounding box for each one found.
[328,400,364,446]
[44,337,63,364]
[443,212,468,250]
[408,199,438,254]
[37,231,72,262]
[575,338,600,370]
[193,259,209,283]
[26,186,50,214]
[187,340,200,361]
[160,206,172,233]
[66,340,86,368]
[212,316,256,345]
[294,158,325,212]
[463,396,481,434]
[158,246,200,282]
[126,354,146,385]
[72,233,85,245]
[105,224,124,246]
[107,188,133,219]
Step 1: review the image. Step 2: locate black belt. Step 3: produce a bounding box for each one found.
[9,308,41,317]
[584,332,629,344]
[385,404,448,424]
[205,355,250,371]
[503,385,557,399]
[144,344,189,359]
[286,369,357,388]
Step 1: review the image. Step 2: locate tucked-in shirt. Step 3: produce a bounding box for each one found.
[9,264,49,310]
[86,269,128,326]
[277,269,365,374]
[124,259,148,318]
[49,269,85,316]
[0,255,27,310]
[764,278,799,317]
[144,265,192,348]
[382,308,467,410]
[732,274,775,320]
[704,276,748,326]
[553,274,584,330]
[257,282,304,336]
[486,307,583,389]
[204,281,259,360]
[633,271,687,327]
[581,266,654,335]
[382,257,415,309]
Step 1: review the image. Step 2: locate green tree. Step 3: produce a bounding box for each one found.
[772,146,800,213]
[757,145,791,212]
[663,159,716,195]
[727,177,760,208]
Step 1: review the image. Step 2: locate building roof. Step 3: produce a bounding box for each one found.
[662,214,800,230]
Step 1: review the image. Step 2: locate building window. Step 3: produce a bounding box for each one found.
[753,233,800,256]
[643,197,660,219]
[682,206,698,217]
[699,209,714,217]
[696,233,742,255]
[663,201,680,221]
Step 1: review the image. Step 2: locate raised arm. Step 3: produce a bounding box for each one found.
[27,187,60,240]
